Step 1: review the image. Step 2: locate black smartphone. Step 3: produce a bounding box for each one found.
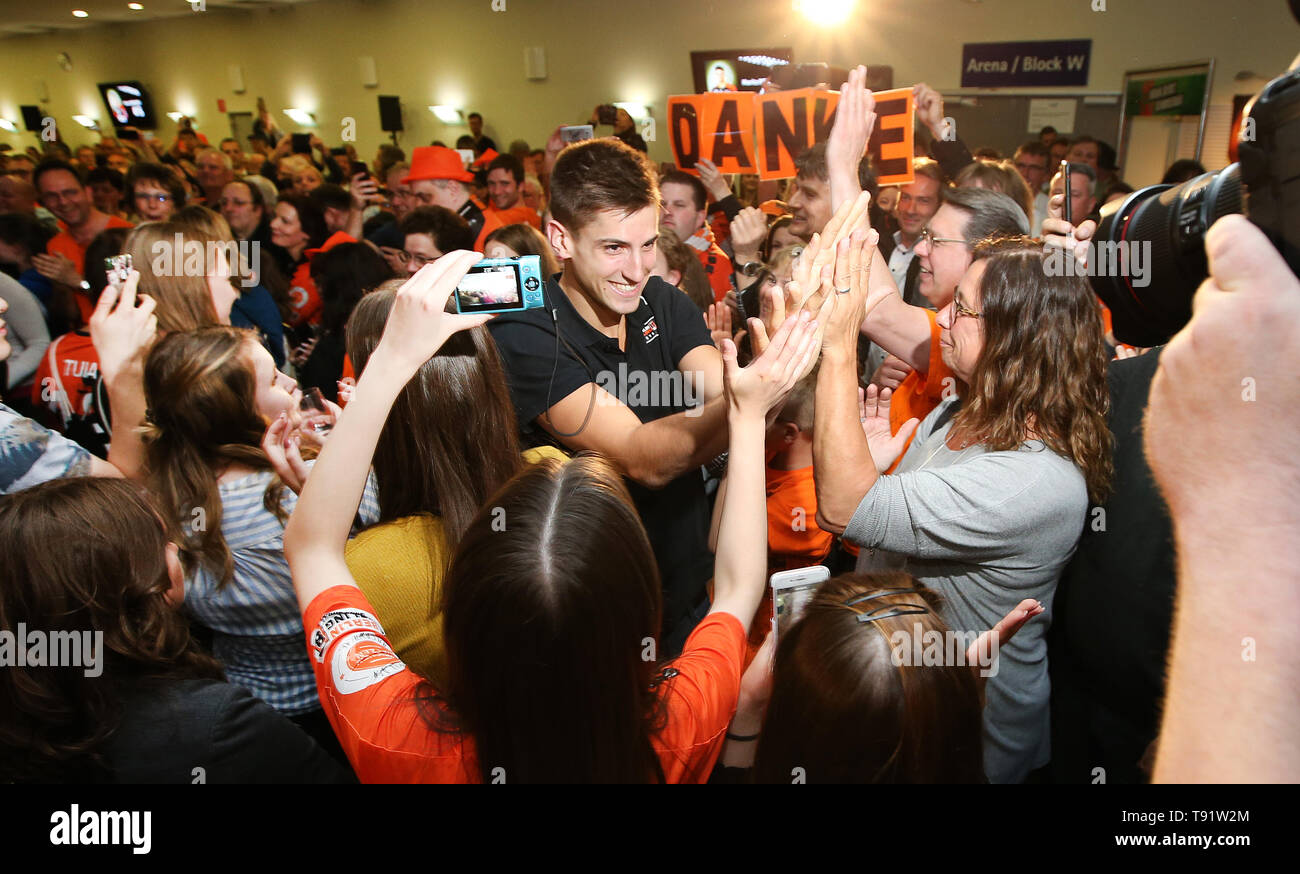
[352,160,369,179]
[291,132,312,155]
[1061,159,1072,225]
[597,104,618,126]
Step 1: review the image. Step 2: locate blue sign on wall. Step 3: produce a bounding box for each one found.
[961,40,1092,88]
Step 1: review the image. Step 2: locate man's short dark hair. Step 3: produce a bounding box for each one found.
[86,167,125,192]
[1014,141,1050,161]
[793,142,877,195]
[455,135,476,150]
[659,169,708,211]
[941,187,1030,247]
[1039,126,1057,136]
[126,162,186,206]
[0,212,56,259]
[399,206,475,253]
[548,138,658,235]
[33,158,84,191]
[309,183,352,213]
[468,112,483,122]
[1064,161,1097,183]
[487,153,524,183]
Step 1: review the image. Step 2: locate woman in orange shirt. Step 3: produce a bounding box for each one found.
[279,251,822,783]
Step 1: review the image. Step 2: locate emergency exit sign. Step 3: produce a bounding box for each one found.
[961,40,1091,88]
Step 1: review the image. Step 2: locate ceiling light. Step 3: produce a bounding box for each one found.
[73,115,99,129]
[614,103,650,119]
[128,3,144,10]
[167,111,185,122]
[428,105,463,124]
[72,9,89,17]
[0,119,18,132]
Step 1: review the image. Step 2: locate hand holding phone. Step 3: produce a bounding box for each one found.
[770,565,830,642]
[1060,159,1073,226]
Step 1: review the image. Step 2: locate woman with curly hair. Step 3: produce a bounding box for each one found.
[813,228,1112,784]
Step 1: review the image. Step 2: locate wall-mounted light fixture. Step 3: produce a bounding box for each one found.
[429,105,464,124]
[0,119,18,132]
[283,108,317,126]
[72,115,99,130]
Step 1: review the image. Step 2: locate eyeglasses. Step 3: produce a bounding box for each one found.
[919,227,965,248]
[402,250,440,268]
[952,287,983,320]
[134,192,173,204]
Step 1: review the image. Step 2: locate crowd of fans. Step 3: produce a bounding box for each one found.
[0,66,1291,785]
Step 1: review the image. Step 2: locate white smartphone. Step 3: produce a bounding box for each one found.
[560,124,594,144]
[456,149,475,168]
[770,565,830,642]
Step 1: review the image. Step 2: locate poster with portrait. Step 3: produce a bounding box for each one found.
[690,49,794,95]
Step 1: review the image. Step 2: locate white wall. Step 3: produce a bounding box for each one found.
[1,0,1295,168]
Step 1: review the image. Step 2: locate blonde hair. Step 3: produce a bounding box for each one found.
[125,215,238,333]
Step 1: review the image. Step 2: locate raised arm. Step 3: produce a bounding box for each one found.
[826,65,876,214]
[88,269,157,482]
[710,311,821,626]
[283,251,489,612]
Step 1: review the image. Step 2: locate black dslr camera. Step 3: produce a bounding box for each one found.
[1092,63,1300,346]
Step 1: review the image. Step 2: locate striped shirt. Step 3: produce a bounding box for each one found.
[183,466,380,715]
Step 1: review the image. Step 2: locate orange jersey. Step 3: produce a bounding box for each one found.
[473,210,507,253]
[289,231,356,327]
[484,204,542,231]
[47,217,134,324]
[31,331,100,420]
[305,585,746,783]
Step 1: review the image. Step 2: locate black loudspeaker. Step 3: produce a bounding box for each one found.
[378,96,402,132]
[20,105,43,131]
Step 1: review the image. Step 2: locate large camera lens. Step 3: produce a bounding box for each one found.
[1093,165,1242,347]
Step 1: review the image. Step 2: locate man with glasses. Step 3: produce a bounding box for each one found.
[878,157,942,307]
[397,206,475,277]
[860,187,1029,457]
[1012,141,1051,233]
[32,159,133,326]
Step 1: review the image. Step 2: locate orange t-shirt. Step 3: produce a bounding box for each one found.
[887,309,952,471]
[30,331,100,421]
[484,204,542,232]
[747,463,836,660]
[47,216,135,323]
[305,585,745,783]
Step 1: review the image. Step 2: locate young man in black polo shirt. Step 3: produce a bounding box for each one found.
[488,138,732,657]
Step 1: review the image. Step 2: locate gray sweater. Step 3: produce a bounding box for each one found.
[844,397,1087,783]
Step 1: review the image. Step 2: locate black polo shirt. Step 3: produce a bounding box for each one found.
[457,200,485,239]
[488,276,716,643]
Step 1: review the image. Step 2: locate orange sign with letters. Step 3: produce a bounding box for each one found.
[668,87,915,185]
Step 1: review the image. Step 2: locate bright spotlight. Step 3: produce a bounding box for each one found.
[794,0,855,26]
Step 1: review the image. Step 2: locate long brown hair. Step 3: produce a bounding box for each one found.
[125,217,234,333]
[0,478,223,783]
[142,327,284,585]
[345,285,521,549]
[430,455,667,783]
[753,572,985,783]
[955,236,1113,503]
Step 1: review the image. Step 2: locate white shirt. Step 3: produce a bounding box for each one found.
[888,230,918,291]
[1032,190,1050,236]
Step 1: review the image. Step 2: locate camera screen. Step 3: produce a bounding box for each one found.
[774,581,820,639]
[456,264,523,312]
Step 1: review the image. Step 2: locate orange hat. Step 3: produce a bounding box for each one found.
[472,148,499,168]
[403,145,474,184]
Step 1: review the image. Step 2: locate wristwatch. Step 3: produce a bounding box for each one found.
[739,260,764,277]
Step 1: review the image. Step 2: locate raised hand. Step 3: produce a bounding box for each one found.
[705,301,733,350]
[870,354,912,392]
[262,412,310,495]
[826,65,877,194]
[859,384,919,473]
[722,311,820,421]
[729,206,768,266]
[696,158,733,204]
[912,83,950,141]
[88,267,157,382]
[374,250,493,374]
